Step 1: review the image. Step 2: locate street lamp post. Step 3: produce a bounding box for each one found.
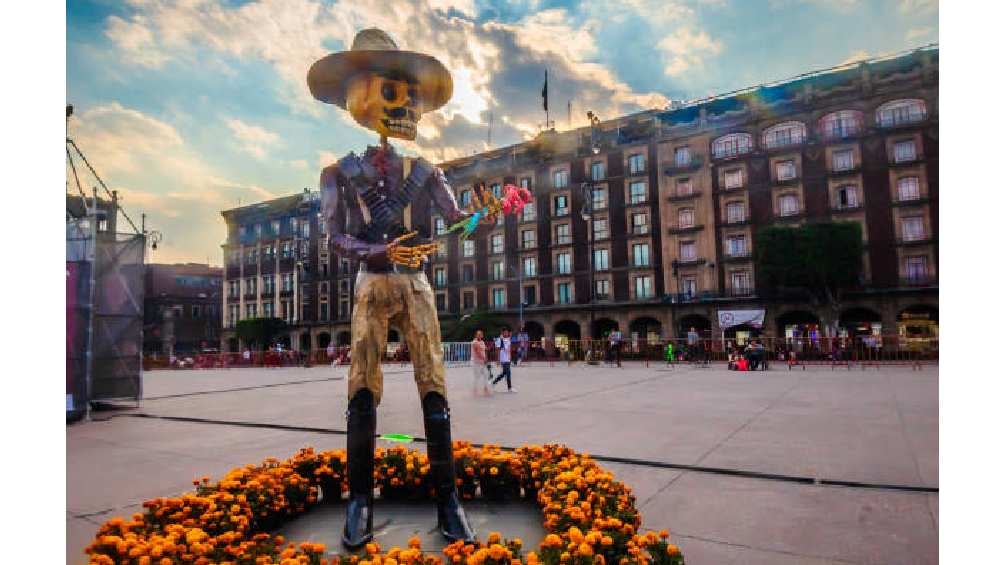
[581,111,602,361]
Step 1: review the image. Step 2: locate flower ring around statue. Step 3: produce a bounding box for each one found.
[448,184,533,239]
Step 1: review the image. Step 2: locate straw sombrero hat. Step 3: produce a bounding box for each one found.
[307,28,453,111]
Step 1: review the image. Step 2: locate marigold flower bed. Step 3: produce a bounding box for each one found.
[86,442,685,565]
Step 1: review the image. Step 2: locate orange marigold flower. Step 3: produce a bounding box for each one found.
[666,545,680,556]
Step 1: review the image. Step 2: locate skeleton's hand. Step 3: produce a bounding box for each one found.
[387,231,439,268]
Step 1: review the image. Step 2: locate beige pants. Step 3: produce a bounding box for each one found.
[348,271,447,405]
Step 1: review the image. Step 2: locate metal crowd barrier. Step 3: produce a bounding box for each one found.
[143,335,937,371]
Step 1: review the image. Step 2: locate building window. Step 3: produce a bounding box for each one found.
[520,177,531,190]
[492,261,504,280]
[634,276,653,299]
[631,213,649,235]
[677,208,695,228]
[591,161,605,181]
[897,177,921,201]
[228,304,239,327]
[595,279,610,301]
[281,241,292,258]
[679,241,696,261]
[435,293,447,311]
[762,121,806,149]
[435,244,447,259]
[893,140,917,163]
[556,224,571,245]
[682,276,697,298]
[463,240,475,257]
[247,248,258,264]
[190,305,201,319]
[492,288,506,309]
[460,189,472,208]
[554,194,569,216]
[462,264,475,282]
[674,146,691,167]
[557,282,572,304]
[726,201,746,223]
[731,271,752,294]
[523,256,537,277]
[723,169,744,189]
[281,300,293,322]
[904,255,929,282]
[434,267,447,288]
[228,280,240,298]
[819,110,864,140]
[434,216,446,235]
[270,219,281,235]
[776,160,796,181]
[557,253,572,274]
[281,273,294,292]
[245,303,258,318]
[521,229,536,249]
[832,149,855,171]
[255,223,263,238]
[876,99,927,127]
[523,285,537,306]
[262,275,275,295]
[628,153,646,174]
[593,248,610,271]
[554,169,569,188]
[676,178,693,197]
[593,218,609,239]
[491,233,504,254]
[726,235,747,257]
[778,194,800,216]
[712,133,753,158]
[628,181,647,204]
[267,302,279,319]
[836,185,859,209]
[592,186,608,210]
[244,277,257,295]
[901,216,926,241]
[319,301,329,321]
[521,201,537,222]
[462,291,475,310]
[632,243,650,267]
[238,225,247,239]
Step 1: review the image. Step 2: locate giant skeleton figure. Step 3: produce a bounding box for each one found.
[308,29,483,549]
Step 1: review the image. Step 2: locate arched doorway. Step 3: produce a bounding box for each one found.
[776,310,821,340]
[591,318,619,339]
[898,305,938,348]
[554,320,581,355]
[336,331,351,346]
[299,332,312,352]
[227,337,239,353]
[522,321,545,341]
[318,332,332,349]
[678,314,711,339]
[630,317,662,344]
[839,307,882,339]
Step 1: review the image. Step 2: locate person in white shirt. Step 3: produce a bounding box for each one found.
[491,328,516,392]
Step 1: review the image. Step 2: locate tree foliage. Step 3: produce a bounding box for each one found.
[440,308,509,342]
[755,222,864,304]
[234,317,288,350]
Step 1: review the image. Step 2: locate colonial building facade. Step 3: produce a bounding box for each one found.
[219,46,938,352]
[144,263,223,355]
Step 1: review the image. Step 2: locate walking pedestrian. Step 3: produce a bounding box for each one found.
[492,328,516,392]
[471,330,491,396]
[609,329,623,367]
[517,327,529,365]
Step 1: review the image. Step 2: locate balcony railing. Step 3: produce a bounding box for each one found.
[631,226,651,236]
[897,235,933,245]
[664,156,704,176]
[830,203,863,213]
[555,235,573,245]
[722,217,749,226]
[667,190,702,202]
[830,165,861,176]
[890,154,922,166]
[820,124,862,142]
[891,196,929,207]
[723,250,752,261]
[899,275,937,287]
[668,224,704,235]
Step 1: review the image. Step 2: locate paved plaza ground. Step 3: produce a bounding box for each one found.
[67,361,938,564]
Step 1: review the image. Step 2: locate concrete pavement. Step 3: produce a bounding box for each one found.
[67,361,938,564]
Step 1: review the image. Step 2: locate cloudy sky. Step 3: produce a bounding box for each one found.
[66,0,937,264]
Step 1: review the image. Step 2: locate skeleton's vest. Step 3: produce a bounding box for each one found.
[350,156,433,245]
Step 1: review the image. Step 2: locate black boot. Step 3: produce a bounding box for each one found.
[343,389,376,550]
[422,392,477,543]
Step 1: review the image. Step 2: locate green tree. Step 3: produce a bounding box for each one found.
[439,308,509,342]
[234,317,289,351]
[755,222,864,336]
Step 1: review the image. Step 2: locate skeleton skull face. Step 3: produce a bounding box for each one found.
[346,74,422,140]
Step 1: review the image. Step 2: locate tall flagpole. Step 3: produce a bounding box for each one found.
[542,69,549,130]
